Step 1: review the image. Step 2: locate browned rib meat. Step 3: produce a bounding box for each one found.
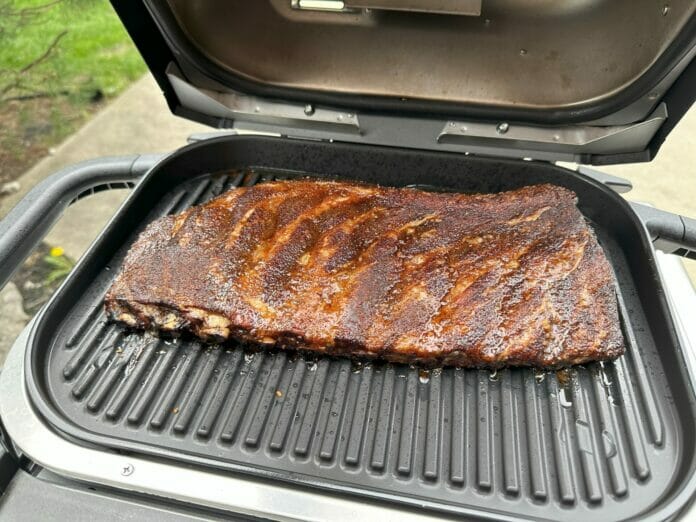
[105,179,624,368]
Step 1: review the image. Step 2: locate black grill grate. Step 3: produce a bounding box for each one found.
[34,169,684,520]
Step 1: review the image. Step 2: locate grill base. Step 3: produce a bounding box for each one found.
[24,137,696,521]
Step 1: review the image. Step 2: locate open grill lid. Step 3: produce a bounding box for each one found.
[112,0,695,165]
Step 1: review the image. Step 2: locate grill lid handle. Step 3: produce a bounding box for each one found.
[0,155,162,292]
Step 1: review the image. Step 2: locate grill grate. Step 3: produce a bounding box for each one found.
[38,171,681,520]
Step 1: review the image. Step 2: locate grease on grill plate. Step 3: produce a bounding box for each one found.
[62,323,656,504]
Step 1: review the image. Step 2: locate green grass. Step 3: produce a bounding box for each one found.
[0,0,146,182]
[1,0,146,101]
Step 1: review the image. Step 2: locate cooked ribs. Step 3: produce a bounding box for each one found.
[105,179,624,368]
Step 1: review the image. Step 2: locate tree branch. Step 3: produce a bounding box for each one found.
[19,29,67,74]
[0,0,63,33]
[5,0,62,16]
[2,90,70,103]
[0,1,68,104]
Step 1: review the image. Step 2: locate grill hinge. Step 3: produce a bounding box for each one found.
[437,104,667,156]
[168,65,360,137]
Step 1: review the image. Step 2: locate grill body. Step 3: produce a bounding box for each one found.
[24,136,696,521]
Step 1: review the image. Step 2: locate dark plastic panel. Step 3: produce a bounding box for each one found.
[25,136,696,521]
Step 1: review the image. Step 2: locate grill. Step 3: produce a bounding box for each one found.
[20,136,696,521]
[1,1,695,517]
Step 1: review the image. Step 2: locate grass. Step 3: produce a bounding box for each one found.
[1,0,145,100]
[0,0,146,183]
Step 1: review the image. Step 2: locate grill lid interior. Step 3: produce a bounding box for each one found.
[156,0,694,115]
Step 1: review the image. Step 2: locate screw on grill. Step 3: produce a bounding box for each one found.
[496,122,510,134]
[121,463,134,476]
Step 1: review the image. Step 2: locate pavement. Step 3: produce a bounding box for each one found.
[0,74,209,257]
[0,283,28,359]
[0,73,694,362]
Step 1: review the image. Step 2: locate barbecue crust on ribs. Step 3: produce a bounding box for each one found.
[105,179,624,368]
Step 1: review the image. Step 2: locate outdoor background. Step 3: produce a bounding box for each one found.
[1,0,145,185]
[0,1,694,362]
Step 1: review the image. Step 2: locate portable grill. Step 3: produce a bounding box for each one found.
[0,1,695,520]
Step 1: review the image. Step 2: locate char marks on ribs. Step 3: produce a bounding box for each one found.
[105,178,624,368]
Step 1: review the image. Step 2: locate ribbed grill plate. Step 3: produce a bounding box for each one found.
[28,157,691,521]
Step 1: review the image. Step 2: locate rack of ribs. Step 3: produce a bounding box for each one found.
[105,179,624,368]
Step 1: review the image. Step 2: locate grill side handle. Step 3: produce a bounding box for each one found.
[0,155,162,291]
[632,202,696,260]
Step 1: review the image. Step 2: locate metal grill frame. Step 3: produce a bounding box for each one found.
[23,135,696,521]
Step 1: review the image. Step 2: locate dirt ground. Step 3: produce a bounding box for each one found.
[0,96,105,186]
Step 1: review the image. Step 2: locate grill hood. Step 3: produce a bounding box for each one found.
[111,0,696,164]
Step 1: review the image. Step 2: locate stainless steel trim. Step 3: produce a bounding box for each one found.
[168,66,361,136]
[438,104,668,155]
[654,251,696,522]
[0,324,442,521]
[655,251,696,365]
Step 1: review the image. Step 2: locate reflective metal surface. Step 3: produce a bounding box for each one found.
[163,0,695,110]
[168,65,361,135]
[438,104,667,154]
[168,65,667,161]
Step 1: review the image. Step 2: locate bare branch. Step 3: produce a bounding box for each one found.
[0,1,68,104]
[19,29,68,74]
[4,0,62,16]
[0,0,63,32]
[0,30,68,103]
[2,89,70,102]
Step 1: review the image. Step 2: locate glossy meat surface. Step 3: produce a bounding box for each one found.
[105,179,624,368]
